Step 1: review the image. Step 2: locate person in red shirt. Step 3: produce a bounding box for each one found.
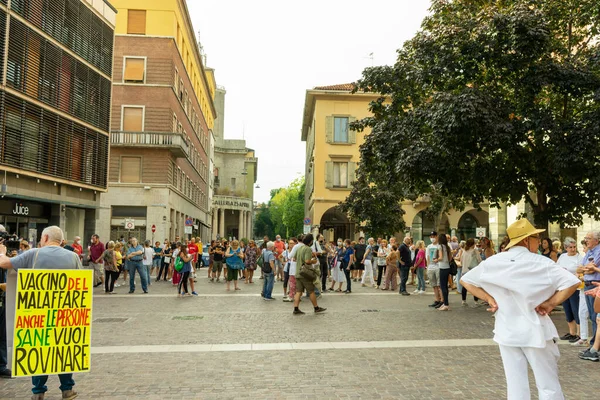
[72,236,83,259]
[273,235,286,281]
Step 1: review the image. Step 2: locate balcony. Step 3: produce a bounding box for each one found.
[110,131,189,158]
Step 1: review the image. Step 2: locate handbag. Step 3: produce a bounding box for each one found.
[298,265,318,281]
[449,258,458,276]
[174,257,184,272]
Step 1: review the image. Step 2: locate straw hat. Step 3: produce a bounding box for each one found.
[504,219,545,250]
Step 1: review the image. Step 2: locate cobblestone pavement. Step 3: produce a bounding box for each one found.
[0,271,597,399]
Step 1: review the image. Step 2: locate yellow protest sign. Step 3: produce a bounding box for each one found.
[11,269,93,377]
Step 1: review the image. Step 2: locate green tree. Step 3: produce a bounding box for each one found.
[253,177,306,238]
[346,0,600,230]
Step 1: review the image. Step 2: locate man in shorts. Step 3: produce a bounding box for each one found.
[293,234,326,315]
[426,231,443,308]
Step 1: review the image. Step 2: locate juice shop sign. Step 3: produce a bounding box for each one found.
[13,203,29,216]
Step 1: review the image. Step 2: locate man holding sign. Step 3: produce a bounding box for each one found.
[0,226,83,400]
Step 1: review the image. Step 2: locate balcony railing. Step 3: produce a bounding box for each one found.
[110,131,189,158]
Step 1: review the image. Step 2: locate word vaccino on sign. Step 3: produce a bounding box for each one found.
[12,269,93,377]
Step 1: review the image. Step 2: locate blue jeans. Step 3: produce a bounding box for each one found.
[262,272,274,298]
[456,268,463,293]
[129,260,148,292]
[416,268,426,291]
[584,283,598,345]
[32,374,74,394]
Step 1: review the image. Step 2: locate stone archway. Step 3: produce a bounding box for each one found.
[320,207,355,242]
[411,210,450,244]
[457,209,489,241]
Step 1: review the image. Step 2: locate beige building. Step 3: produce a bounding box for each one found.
[211,87,257,241]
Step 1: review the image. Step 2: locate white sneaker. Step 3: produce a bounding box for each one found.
[412,289,419,294]
[572,338,589,347]
[418,290,426,294]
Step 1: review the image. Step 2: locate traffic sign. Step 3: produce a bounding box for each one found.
[303,225,311,234]
[124,219,135,230]
[184,226,193,234]
[151,224,156,233]
[303,217,311,225]
[185,217,194,226]
[476,227,486,238]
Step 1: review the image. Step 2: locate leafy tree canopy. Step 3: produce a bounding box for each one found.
[346,0,600,229]
[254,177,305,238]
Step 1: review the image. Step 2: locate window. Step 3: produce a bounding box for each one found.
[127,10,146,35]
[123,57,145,83]
[173,113,178,132]
[122,106,144,131]
[334,117,349,143]
[231,178,236,188]
[333,162,348,188]
[120,156,141,183]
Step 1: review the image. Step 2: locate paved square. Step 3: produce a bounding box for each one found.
[0,273,596,399]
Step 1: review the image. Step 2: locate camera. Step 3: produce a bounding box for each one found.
[0,231,20,253]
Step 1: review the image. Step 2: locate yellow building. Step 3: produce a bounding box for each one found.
[301,84,499,243]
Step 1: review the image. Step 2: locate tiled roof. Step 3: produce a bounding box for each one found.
[313,83,356,91]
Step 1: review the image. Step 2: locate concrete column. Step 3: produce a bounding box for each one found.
[238,210,244,240]
[246,211,252,239]
[241,211,247,239]
[489,203,508,248]
[219,208,225,239]
[212,209,218,239]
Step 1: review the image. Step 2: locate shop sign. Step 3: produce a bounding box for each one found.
[213,199,251,209]
[13,203,29,216]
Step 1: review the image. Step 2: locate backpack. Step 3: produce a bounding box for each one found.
[174,256,184,272]
[262,252,272,273]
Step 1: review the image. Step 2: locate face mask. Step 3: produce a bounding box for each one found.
[337,242,343,247]
[431,238,437,244]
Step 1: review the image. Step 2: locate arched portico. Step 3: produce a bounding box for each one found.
[320,207,355,242]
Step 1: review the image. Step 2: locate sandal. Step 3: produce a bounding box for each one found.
[235,287,241,291]
[335,289,342,292]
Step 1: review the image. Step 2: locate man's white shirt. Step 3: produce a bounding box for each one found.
[461,246,579,348]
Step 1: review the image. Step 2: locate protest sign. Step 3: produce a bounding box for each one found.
[8,269,93,377]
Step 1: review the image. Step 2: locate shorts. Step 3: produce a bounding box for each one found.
[213,260,223,272]
[227,267,238,281]
[295,276,316,294]
[354,260,364,271]
[152,259,161,268]
[428,268,440,287]
[275,259,283,270]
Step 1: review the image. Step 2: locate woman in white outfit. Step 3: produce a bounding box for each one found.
[361,238,376,287]
[557,237,584,344]
[328,239,346,292]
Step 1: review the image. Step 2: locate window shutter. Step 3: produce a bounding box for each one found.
[325,161,333,189]
[348,162,357,187]
[120,157,141,183]
[123,107,143,131]
[349,117,357,144]
[127,10,146,35]
[325,116,333,143]
[124,58,145,82]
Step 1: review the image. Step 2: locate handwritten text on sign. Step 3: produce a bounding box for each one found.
[12,269,93,377]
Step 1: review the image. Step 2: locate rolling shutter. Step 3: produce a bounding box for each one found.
[127,10,146,35]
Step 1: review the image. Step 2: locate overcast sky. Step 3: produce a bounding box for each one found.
[187,0,432,203]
